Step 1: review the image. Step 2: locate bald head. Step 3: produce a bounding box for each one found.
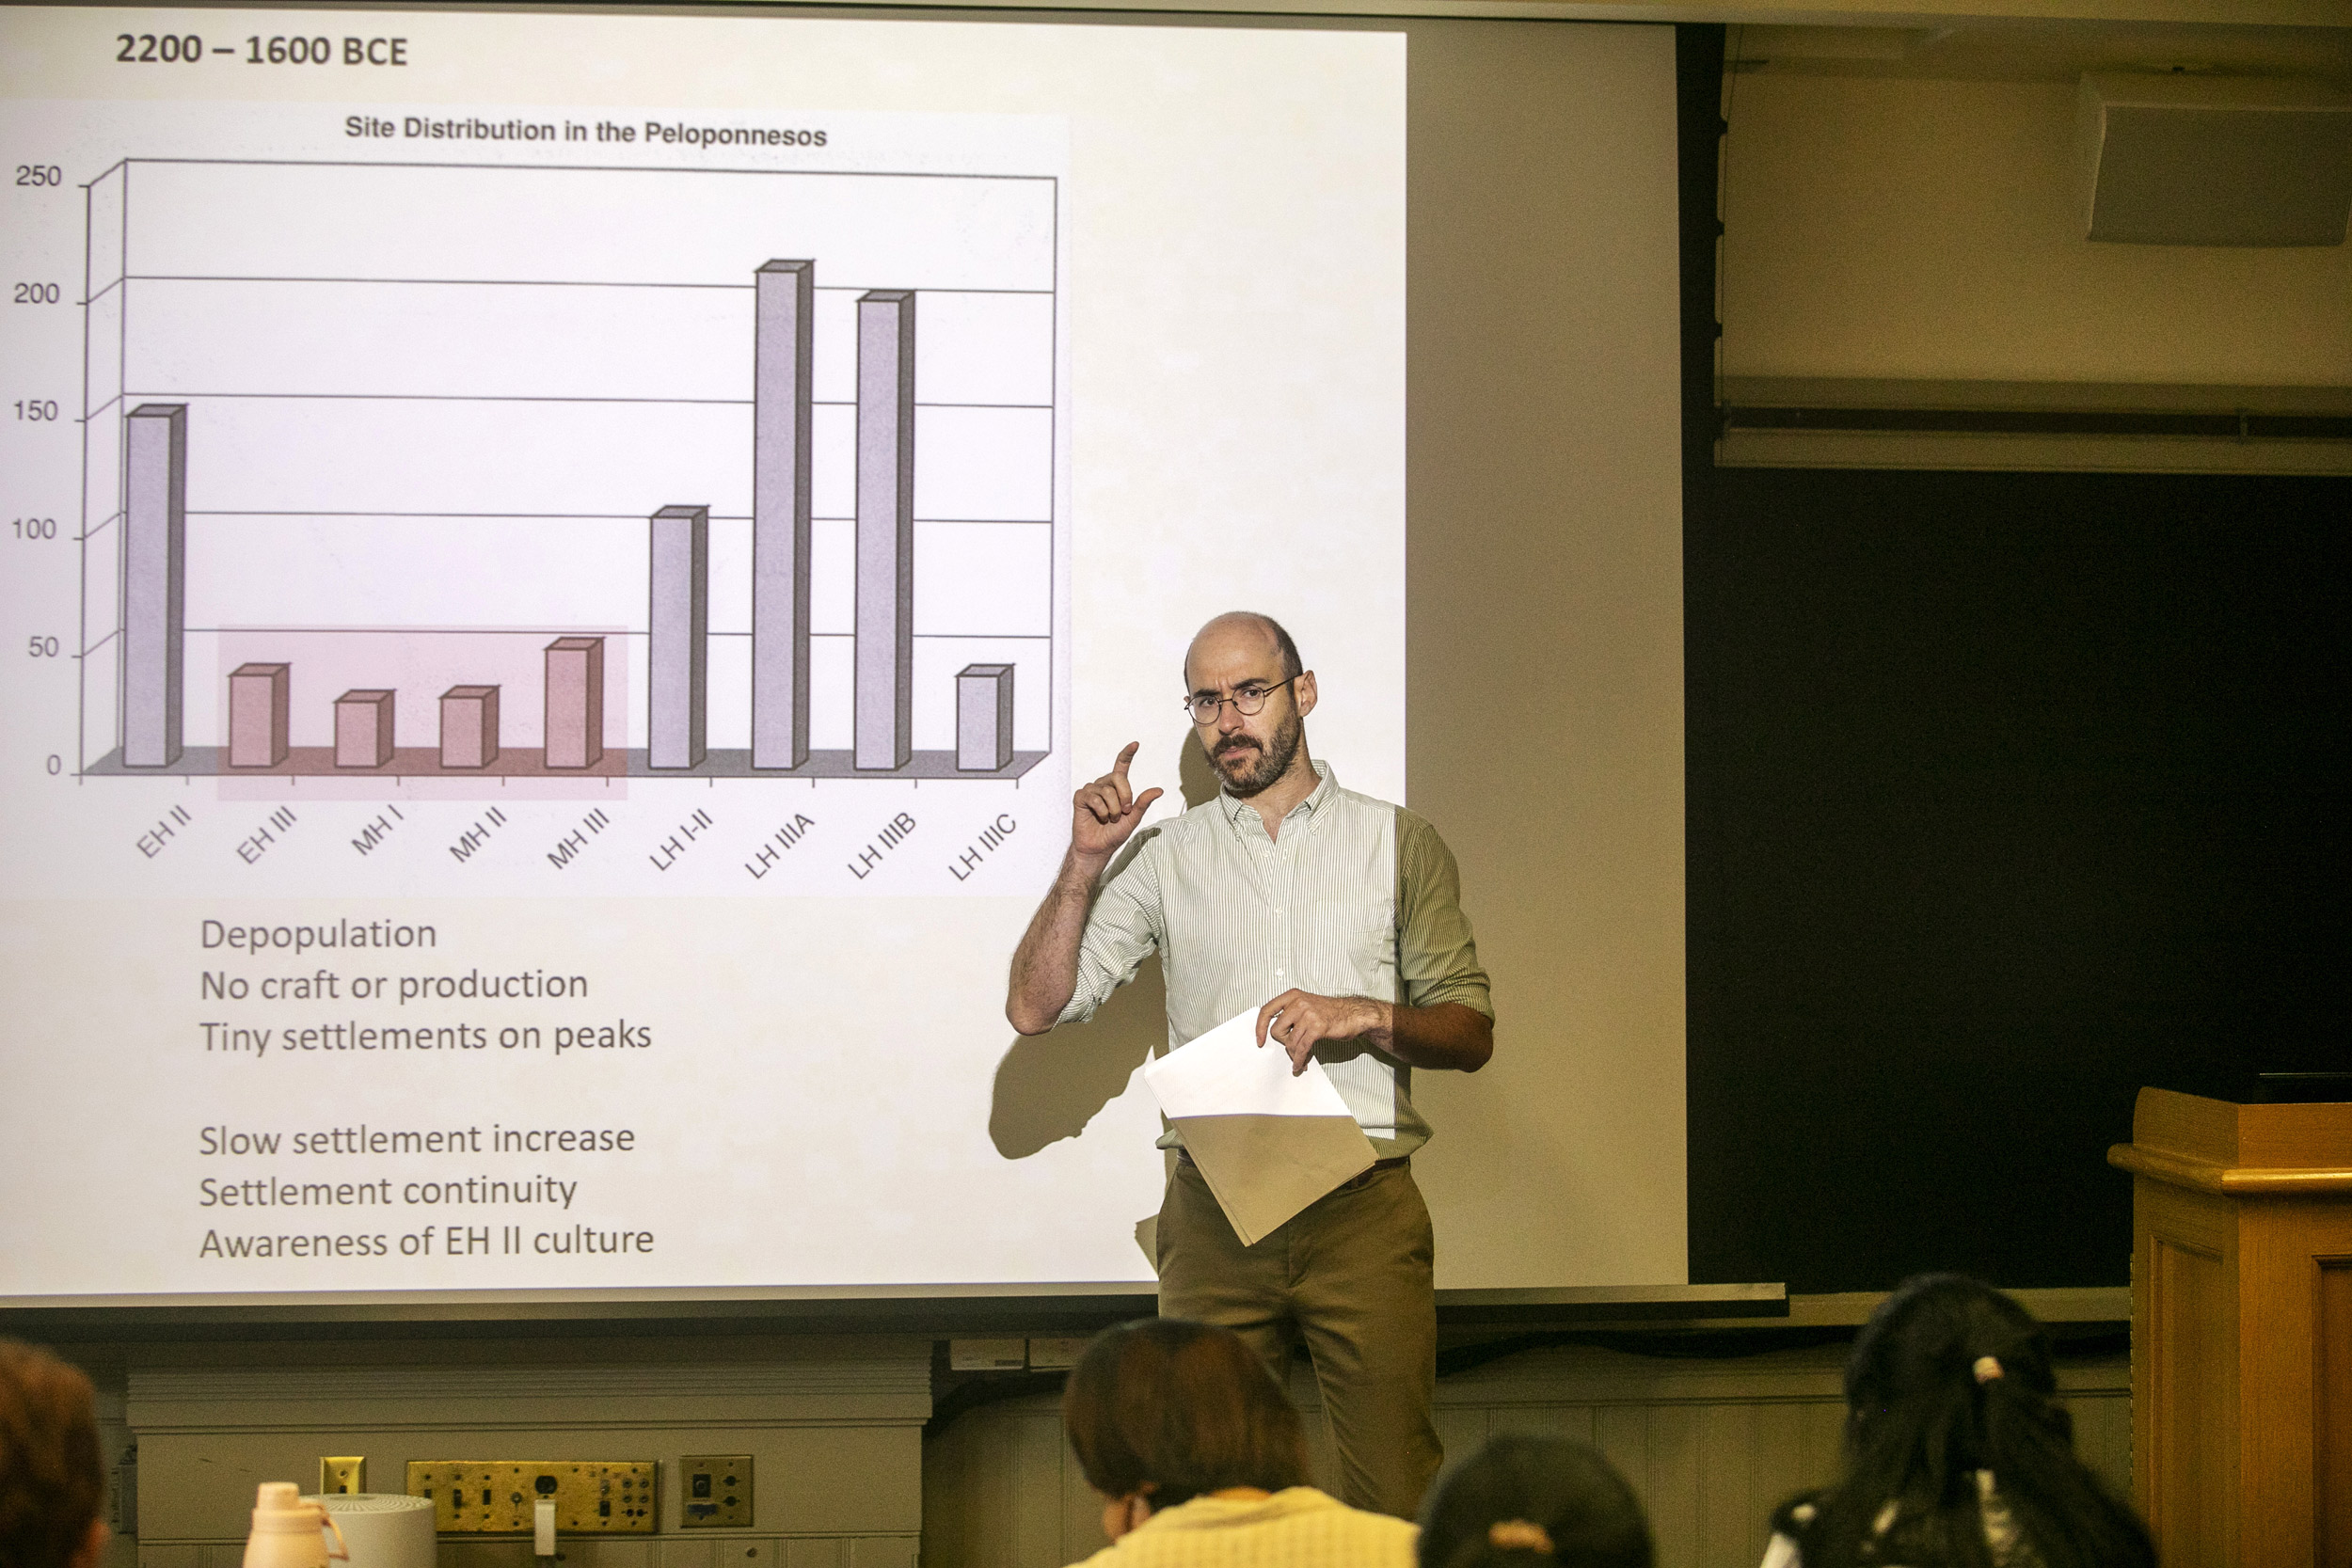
[1184,612,1316,800]
[1184,612,1302,690]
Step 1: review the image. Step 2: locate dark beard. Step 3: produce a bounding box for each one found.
[1211,710,1303,799]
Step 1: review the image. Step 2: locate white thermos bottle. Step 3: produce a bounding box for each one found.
[242,1483,350,1568]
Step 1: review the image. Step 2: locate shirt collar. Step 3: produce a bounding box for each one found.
[1136,1489,1341,1533]
[1217,758,1336,832]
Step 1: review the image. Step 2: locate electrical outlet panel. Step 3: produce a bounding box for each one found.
[678,1455,753,1528]
[948,1338,1026,1371]
[405,1461,657,1534]
[319,1458,365,1496]
[1025,1338,1089,1371]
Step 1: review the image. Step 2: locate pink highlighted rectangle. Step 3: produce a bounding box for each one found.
[334,689,395,768]
[439,685,500,769]
[544,637,605,769]
[227,662,289,768]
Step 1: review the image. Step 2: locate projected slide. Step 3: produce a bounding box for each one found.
[31,137,1072,901]
[0,5,1409,1301]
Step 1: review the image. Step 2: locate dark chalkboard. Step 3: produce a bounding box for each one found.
[1681,465,2352,1292]
[1664,26,2349,1293]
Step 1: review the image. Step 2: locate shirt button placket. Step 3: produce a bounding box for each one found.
[1270,846,1294,991]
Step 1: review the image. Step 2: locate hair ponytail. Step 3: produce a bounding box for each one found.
[1440,1535,1549,1568]
[1972,1356,2149,1568]
[1418,1437,1649,1568]
[1776,1276,2153,1568]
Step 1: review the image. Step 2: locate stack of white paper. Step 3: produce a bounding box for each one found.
[1143,1007,1377,1245]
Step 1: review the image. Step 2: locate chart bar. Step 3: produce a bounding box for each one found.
[334,689,395,768]
[753,259,815,770]
[543,637,606,769]
[855,290,915,771]
[649,504,709,770]
[956,664,1015,771]
[439,685,501,769]
[121,403,187,768]
[227,662,290,768]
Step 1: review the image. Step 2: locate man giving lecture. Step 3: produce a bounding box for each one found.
[1007,610,1494,1519]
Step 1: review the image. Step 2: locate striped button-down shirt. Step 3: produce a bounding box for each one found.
[1058,762,1492,1158]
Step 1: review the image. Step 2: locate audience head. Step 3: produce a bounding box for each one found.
[1843,1271,2063,1459]
[1416,1435,1651,1568]
[0,1338,108,1568]
[1801,1274,2152,1568]
[1062,1318,1309,1533]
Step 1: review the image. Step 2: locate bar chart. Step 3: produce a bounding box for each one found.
[77,159,1063,785]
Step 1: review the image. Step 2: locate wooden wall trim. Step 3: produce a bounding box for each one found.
[127,1356,932,1433]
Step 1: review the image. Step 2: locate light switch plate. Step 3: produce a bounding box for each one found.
[319,1457,365,1497]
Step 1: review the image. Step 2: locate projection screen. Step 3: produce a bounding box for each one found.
[0,4,1686,1306]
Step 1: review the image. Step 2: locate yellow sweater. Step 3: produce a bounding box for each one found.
[1068,1488,1417,1568]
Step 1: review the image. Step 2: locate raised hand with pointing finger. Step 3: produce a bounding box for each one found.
[1005,742,1166,1035]
[1071,741,1165,866]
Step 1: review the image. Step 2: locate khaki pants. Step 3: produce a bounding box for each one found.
[1154,1156,1441,1520]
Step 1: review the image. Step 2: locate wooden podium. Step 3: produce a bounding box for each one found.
[2107,1088,2352,1568]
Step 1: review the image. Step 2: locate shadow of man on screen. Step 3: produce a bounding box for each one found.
[988,949,1166,1159]
[1177,731,1218,810]
[985,730,1217,1160]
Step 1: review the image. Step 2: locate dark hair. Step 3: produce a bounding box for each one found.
[1416,1436,1651,1568]
[0,1339,105,1568]
[1775,1275,2153,1568]
[1062,1319,1311,1509]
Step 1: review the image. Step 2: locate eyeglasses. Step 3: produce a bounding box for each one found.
[1182,676,1297,725]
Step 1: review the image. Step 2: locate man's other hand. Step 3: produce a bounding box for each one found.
[1255,990,1386,1075]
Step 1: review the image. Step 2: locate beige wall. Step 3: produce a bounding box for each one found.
[1405,16,1690,1290]
[1721,72,2352,388]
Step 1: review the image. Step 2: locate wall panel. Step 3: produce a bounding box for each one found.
[116,1341,929,1568]
[919,1343,2130,1568]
